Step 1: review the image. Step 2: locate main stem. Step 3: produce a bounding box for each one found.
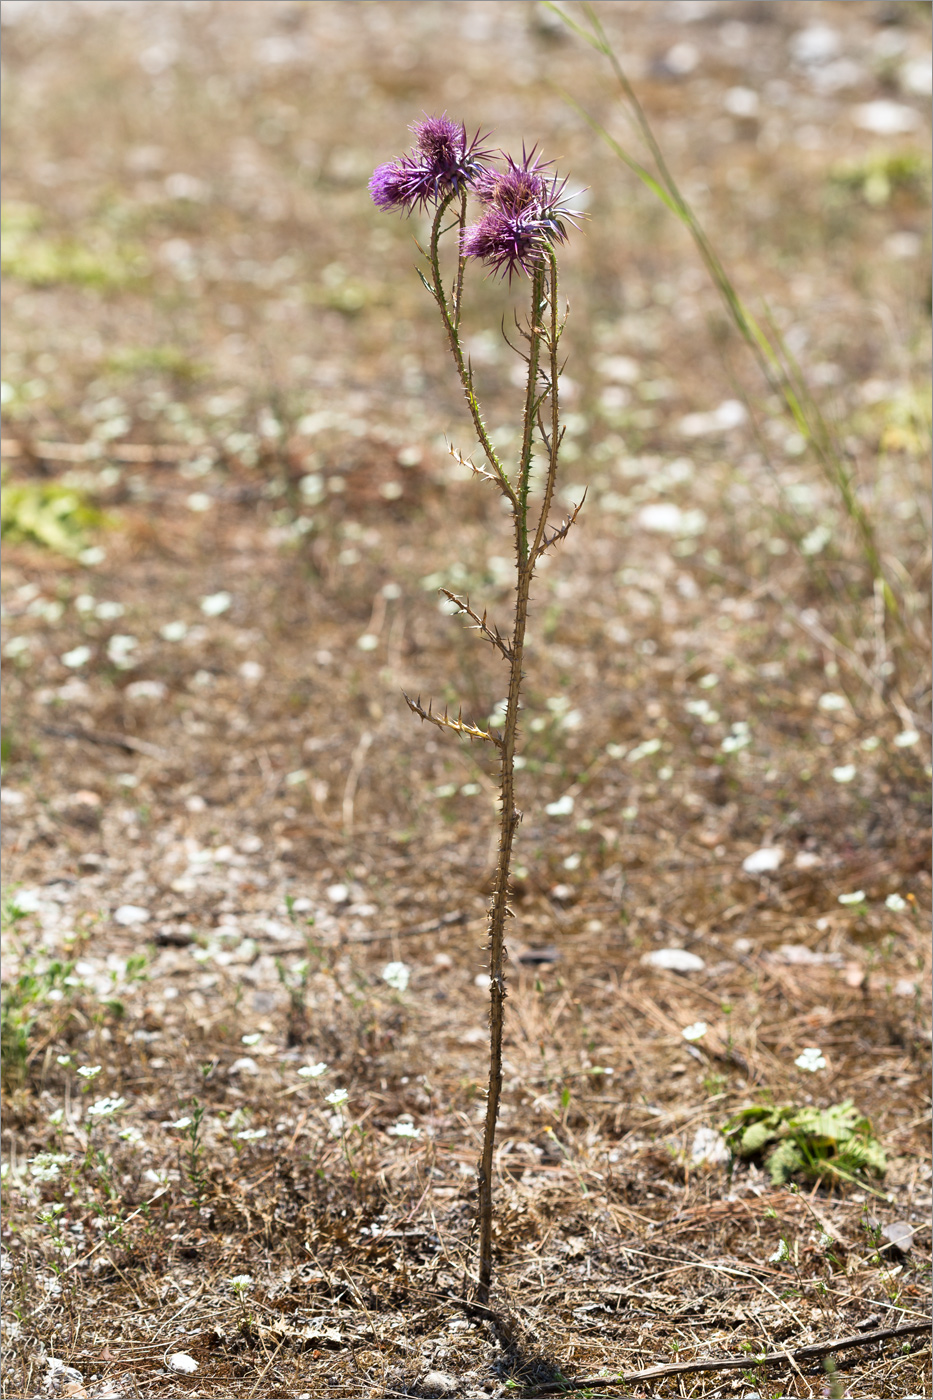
[476,265,550,1307]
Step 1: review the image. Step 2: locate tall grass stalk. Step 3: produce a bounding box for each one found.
[545,1,895,615]
[371,119,582,1303]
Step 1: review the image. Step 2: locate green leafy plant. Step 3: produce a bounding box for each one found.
[1,478,102,558]
[723,1099,886,1188]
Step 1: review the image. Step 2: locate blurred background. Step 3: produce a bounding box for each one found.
[1,3,930,1394]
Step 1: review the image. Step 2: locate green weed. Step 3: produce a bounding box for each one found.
[1,478,102,557]
[722,1099,887,1189]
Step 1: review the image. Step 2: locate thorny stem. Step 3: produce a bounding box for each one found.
[421,218,573,1304]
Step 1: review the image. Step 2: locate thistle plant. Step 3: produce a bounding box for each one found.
[372,115,583,1304]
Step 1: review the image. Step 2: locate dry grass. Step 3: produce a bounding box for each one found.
[1,2,930,1396]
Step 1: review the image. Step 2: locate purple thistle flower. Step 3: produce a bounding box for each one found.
[463,148,584,280]
[370,114,494,215]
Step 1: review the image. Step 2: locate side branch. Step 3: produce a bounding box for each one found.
[535,489,587,559]
[439,590,512,660]
[402,691,503,748]
[447,439,503,493]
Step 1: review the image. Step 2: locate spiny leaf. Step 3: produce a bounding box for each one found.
[439,590,512,660]
[402,691,502,748]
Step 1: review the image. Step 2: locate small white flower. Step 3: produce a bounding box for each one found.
[235,1128,268,1141]
[387,1121,421,1139]
[28,1152,71,1183]
[298,1062,328,1079]
[77,1065,102,1080]
[61,645,92,668]
[831,764,856,784]
[170,1117,192,1130]
[95,600,124,621]
[120,1127,144,1144]
[794,1047,826,1073]
[818,692,847,712]
[356,633,379,651]
[160,619,189,641]
[229,1274,253,1289]
[698,673,719,689]
[382,961,410,992]
[860,735,880,751]
[200,591,232,616]
[563,852,582,871]
[721,733,750,752]
[894,730,919,748]
[241,1033,262,1046]
[106,634,139,669]
[48,1109,64,1126]
[325,1089,349,1108]
[837,890,865,906]
[56,1055,73,1067]
[769,1239,790,1263]
[87,1096,126,1117]
[885,893,907,912]
[682,1022,708,1042]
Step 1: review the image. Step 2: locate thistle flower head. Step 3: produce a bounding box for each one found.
[463,147,584,281]
[370,114,493,215]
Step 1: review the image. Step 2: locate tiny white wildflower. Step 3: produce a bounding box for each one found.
[382,961,410,992]
[794,1047,826,1073]
[563,852,582,871]
[769,1239,790,1263]
[77,1065,102,1080]
[298,1062,328,1079]
[325,1089,349,1108]
[120,1127,144,1144]
[241,1033,262,1046]
[28,1152,72,1182]
[356,633,379,651]
[95,600,124,620]
[170,1117,193,1130]
[682,1022,708,1042]
[235,1128,268,1142]
[160,620,189,641]
[818,692,847,712]
[229,1274,253,1289]
[831,764,856,784]
[387,1122,421,1139]
[860,735,880,751]
[87,1096,126,1117]
[61,645,92,668]
[200,591,232,616]
[698,673,719,689]
[56,1055,73,1067]
[48,1109,64,1126]
[885,893,907,912]
[894,729,919,748]
[837,890,865,906]
[106,634,139,668]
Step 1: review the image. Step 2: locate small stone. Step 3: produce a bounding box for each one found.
[691,1126,730,1166]
[227,1057,260,1077]
[167,1352,198,1373]
[420,1372,458,1397]
[882,1220,916,1256]
[742,846,784,875]
[114,904,150,926]
[642,948,706,973]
